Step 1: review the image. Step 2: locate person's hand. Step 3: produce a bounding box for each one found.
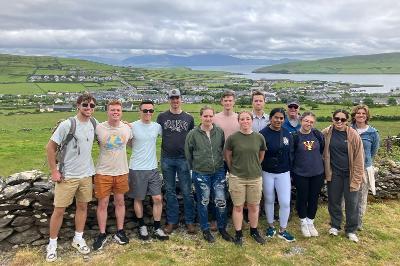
[51,169,63,182]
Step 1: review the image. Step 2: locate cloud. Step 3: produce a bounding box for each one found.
[0,0,399,59]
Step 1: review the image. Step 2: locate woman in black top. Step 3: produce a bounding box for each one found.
[291,112,324,238]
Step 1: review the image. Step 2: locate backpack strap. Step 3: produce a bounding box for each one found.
[58,117,77,175]
[292,131,299,153]
[312,129,325,154]
[89,117,98,143]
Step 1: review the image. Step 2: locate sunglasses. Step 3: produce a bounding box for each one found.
[333,117,347,123]
[141,109,154,113]
[82,103,96,108]
[288,105,299,109]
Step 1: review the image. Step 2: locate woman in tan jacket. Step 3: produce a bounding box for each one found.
[322,109,364,243]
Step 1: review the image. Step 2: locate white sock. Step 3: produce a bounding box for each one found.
[306,217,314,225]
[300,218,307,225]
[49,237,58,247]
[74,231,83,241]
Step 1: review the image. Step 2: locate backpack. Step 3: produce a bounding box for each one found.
[292,129,324,154]
[53,117,97,175]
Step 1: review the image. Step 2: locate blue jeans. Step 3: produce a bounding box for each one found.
[161,156,195,225]
[192,168,227,231]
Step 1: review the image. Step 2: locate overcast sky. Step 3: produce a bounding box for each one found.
[0,0,399,60]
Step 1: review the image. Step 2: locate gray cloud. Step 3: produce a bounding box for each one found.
[0,0,399,59]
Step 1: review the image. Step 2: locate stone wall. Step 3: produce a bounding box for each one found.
[1,165,400,248]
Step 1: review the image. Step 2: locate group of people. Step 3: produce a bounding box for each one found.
[44,90,380,262]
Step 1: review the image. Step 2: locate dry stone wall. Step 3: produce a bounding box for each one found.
[1,166,400,248]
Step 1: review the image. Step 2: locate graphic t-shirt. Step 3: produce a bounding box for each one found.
[225,131,266,179]
[96,121,132,175]
[157,110,194,158]
[50,116,96,179]
[129,120,161,170]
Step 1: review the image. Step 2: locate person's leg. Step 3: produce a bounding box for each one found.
[114,194,125,231]
[327,171,345,230]
[343,175,360,234]
[193,171,211,231]
[212,168,228,230]
[275,172,292,230]
[293,173,309,220]
[49,207,67,239]
[307,174,325,220]
[161,157,179,225]
[358,170,369,229]
[247,203,260,228]
[262,171,276,226]
[152,195,163,223]
[75,202,88,233]
[176,158,195,225]
[97,196,110,233]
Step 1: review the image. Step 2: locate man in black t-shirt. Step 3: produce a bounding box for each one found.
[157,89,196,235]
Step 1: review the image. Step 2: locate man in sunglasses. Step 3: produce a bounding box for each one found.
[157,89,196,235]
[45,93,97,262]
[92,100,132,251]
[127,100,169,241]
[283,99,301,133]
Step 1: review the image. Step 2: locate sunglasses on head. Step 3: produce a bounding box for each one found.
[288,105,298,109]
[141,109,154,113]
[82,103,96,108]
[333,117,347,122]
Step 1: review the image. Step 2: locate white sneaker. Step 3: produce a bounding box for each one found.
[347,233,359,243]
[46,244,57,262]
[71,238,91,254]
[138,225,149,240]
[329,227,339,236]
[301,223,311,237]
[308,224,319,237]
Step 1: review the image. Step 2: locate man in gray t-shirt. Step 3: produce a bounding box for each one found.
[45,93,97,262]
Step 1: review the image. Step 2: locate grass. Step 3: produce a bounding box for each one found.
[2,200,400,265]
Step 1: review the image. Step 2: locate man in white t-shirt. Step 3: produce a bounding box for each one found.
[128,100,169,241]
[92,100,132,251]
[45,93,97,262]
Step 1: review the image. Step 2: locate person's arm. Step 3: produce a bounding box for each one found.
[259,150,265,162]
[184,132,194,169]
[46,140,62,182]
[371,131,380,159]
[350,134,365,191]
[224,149,233,171]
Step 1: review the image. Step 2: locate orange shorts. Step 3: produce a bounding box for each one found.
[94,173,129,199]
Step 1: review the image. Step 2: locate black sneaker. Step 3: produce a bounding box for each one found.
[93,233,107,251]
[153,228,169,241]
[233,235,243,246]
[219,229,234,242]
[114,230,129,245]
[203,230,215,243]
[250,230,266,245]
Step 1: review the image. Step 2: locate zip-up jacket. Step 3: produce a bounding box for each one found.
[184,124,225,174]
[351,124,380,168]
[322,125,364,191]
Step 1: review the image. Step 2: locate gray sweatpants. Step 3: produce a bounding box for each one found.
[327,169,360,234]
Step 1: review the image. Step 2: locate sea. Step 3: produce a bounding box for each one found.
[189,65,400,94]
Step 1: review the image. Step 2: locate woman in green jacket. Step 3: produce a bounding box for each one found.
[185,106,233,243]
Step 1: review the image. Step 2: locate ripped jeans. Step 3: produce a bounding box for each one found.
[192,168,227,231]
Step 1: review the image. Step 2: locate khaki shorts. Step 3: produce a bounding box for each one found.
[228,174,262,206]
[54,176,93,207]
[94,173,129,199]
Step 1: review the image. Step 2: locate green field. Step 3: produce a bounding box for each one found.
[0,103,398,177]
[254,52,400,74]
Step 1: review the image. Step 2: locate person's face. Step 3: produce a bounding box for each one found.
[169,96,181,109]
[140,103,155,122]
[238,112,252,131]
[107,104,122,122]
[270,112,285,129]
[221,96,235,111]
[252,95,265,112]
[78,100,96,117]
[200,109,214,127]
[332,112,348,130]
[301,115,315,132]
[355,108,367,124]
[287,104,299,119]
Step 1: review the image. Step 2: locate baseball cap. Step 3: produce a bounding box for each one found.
[287,99,299,107]
[168,89,181,98]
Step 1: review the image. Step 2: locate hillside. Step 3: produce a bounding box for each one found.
[253,52,400,74]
